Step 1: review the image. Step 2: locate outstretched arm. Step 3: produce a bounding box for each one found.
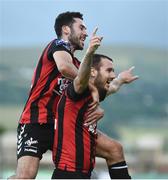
[74,28,103,94]
[85,69,136,125]
[84,66,139,126]
[106,66,139,96]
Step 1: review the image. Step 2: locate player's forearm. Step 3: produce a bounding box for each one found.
[77,52,93,89]
[106,76,124,96]
[74,27,102,93]
[59,62,78,80]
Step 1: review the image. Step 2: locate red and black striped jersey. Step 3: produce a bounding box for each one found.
[53,83,97,173]
[19,39,80,124]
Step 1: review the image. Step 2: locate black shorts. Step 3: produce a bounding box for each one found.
[51,168,91,179]
[17,123,54,160]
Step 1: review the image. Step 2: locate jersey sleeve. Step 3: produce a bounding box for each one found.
[47,39,73,60]
[66,83,90,101]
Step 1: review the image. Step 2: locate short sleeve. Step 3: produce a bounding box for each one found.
[47,39,73,60]
[66,83,90,101]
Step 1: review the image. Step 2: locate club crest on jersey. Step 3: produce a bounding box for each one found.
[55,39,71,51]
[88,123,97,134]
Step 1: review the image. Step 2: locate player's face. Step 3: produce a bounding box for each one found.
[68,18,88,50]
[94,58,116,95]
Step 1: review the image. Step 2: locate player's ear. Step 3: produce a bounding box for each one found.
[91,68,97,78]
[62,25,71,36]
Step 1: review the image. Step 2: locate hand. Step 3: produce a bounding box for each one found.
[86,27,103,54]
[84,106,104,126]
[118,66,139,84]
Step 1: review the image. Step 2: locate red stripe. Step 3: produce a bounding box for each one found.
[58,98,77,170]
[20,48,81,124]
[83,127,91,173]
[20,40,61,124]
[54,92,95,172]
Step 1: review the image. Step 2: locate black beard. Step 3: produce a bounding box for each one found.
[94,73,107,101]
[98,88,107,102]
[73,42,83,50]
[69,37,83,50]
[68,30,83,50]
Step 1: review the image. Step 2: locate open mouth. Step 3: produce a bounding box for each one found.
[80,36,86,42]
[106,80,111,85]
[105,79,113,88]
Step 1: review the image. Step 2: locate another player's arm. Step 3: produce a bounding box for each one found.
[53,51,78,80]
[85,66,139,126]
[106,66,139,96]
[74,53,93,94]
[74,28,103,94]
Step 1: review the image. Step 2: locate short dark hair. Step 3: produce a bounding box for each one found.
[54,11,83,38]
[92,54,113,70]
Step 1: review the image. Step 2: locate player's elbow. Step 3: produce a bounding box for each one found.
[74,77,88,94]
[58,65,68,76]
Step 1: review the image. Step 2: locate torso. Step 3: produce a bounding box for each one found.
[19,39,80,124]
[53,83,97,173]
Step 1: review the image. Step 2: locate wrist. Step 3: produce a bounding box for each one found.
[116,74,125,84]
[86,46,96,55]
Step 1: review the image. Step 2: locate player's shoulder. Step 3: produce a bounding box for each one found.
[53,39,71,51]
[48,39,73,58]
[66,82,90,102]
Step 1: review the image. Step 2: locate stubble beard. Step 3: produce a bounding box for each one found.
[68,30,83,51]
[94,75,107,102]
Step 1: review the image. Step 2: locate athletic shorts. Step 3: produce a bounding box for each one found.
[51,168,91,179]
[17,123,54,160]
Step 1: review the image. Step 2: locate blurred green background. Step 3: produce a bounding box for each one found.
[0,0,168,179]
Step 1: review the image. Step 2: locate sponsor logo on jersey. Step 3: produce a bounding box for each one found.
[25,137,38,147]
[53,78,71,95]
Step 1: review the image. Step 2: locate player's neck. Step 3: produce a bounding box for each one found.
[59,36,75,54]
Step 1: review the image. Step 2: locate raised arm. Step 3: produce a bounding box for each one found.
[74,28,103,94]
[106,66,139,96]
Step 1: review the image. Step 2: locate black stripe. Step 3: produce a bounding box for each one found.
[19,58,43,122]
[29,57,43,122]
[30,68,59,123]
[46,92,57,123]
[32,57,43,90]
[75,102,89,171]
[54,95,66,167]
[89,132,95,171]
[19,45,49,121]
[31,43,50,93]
